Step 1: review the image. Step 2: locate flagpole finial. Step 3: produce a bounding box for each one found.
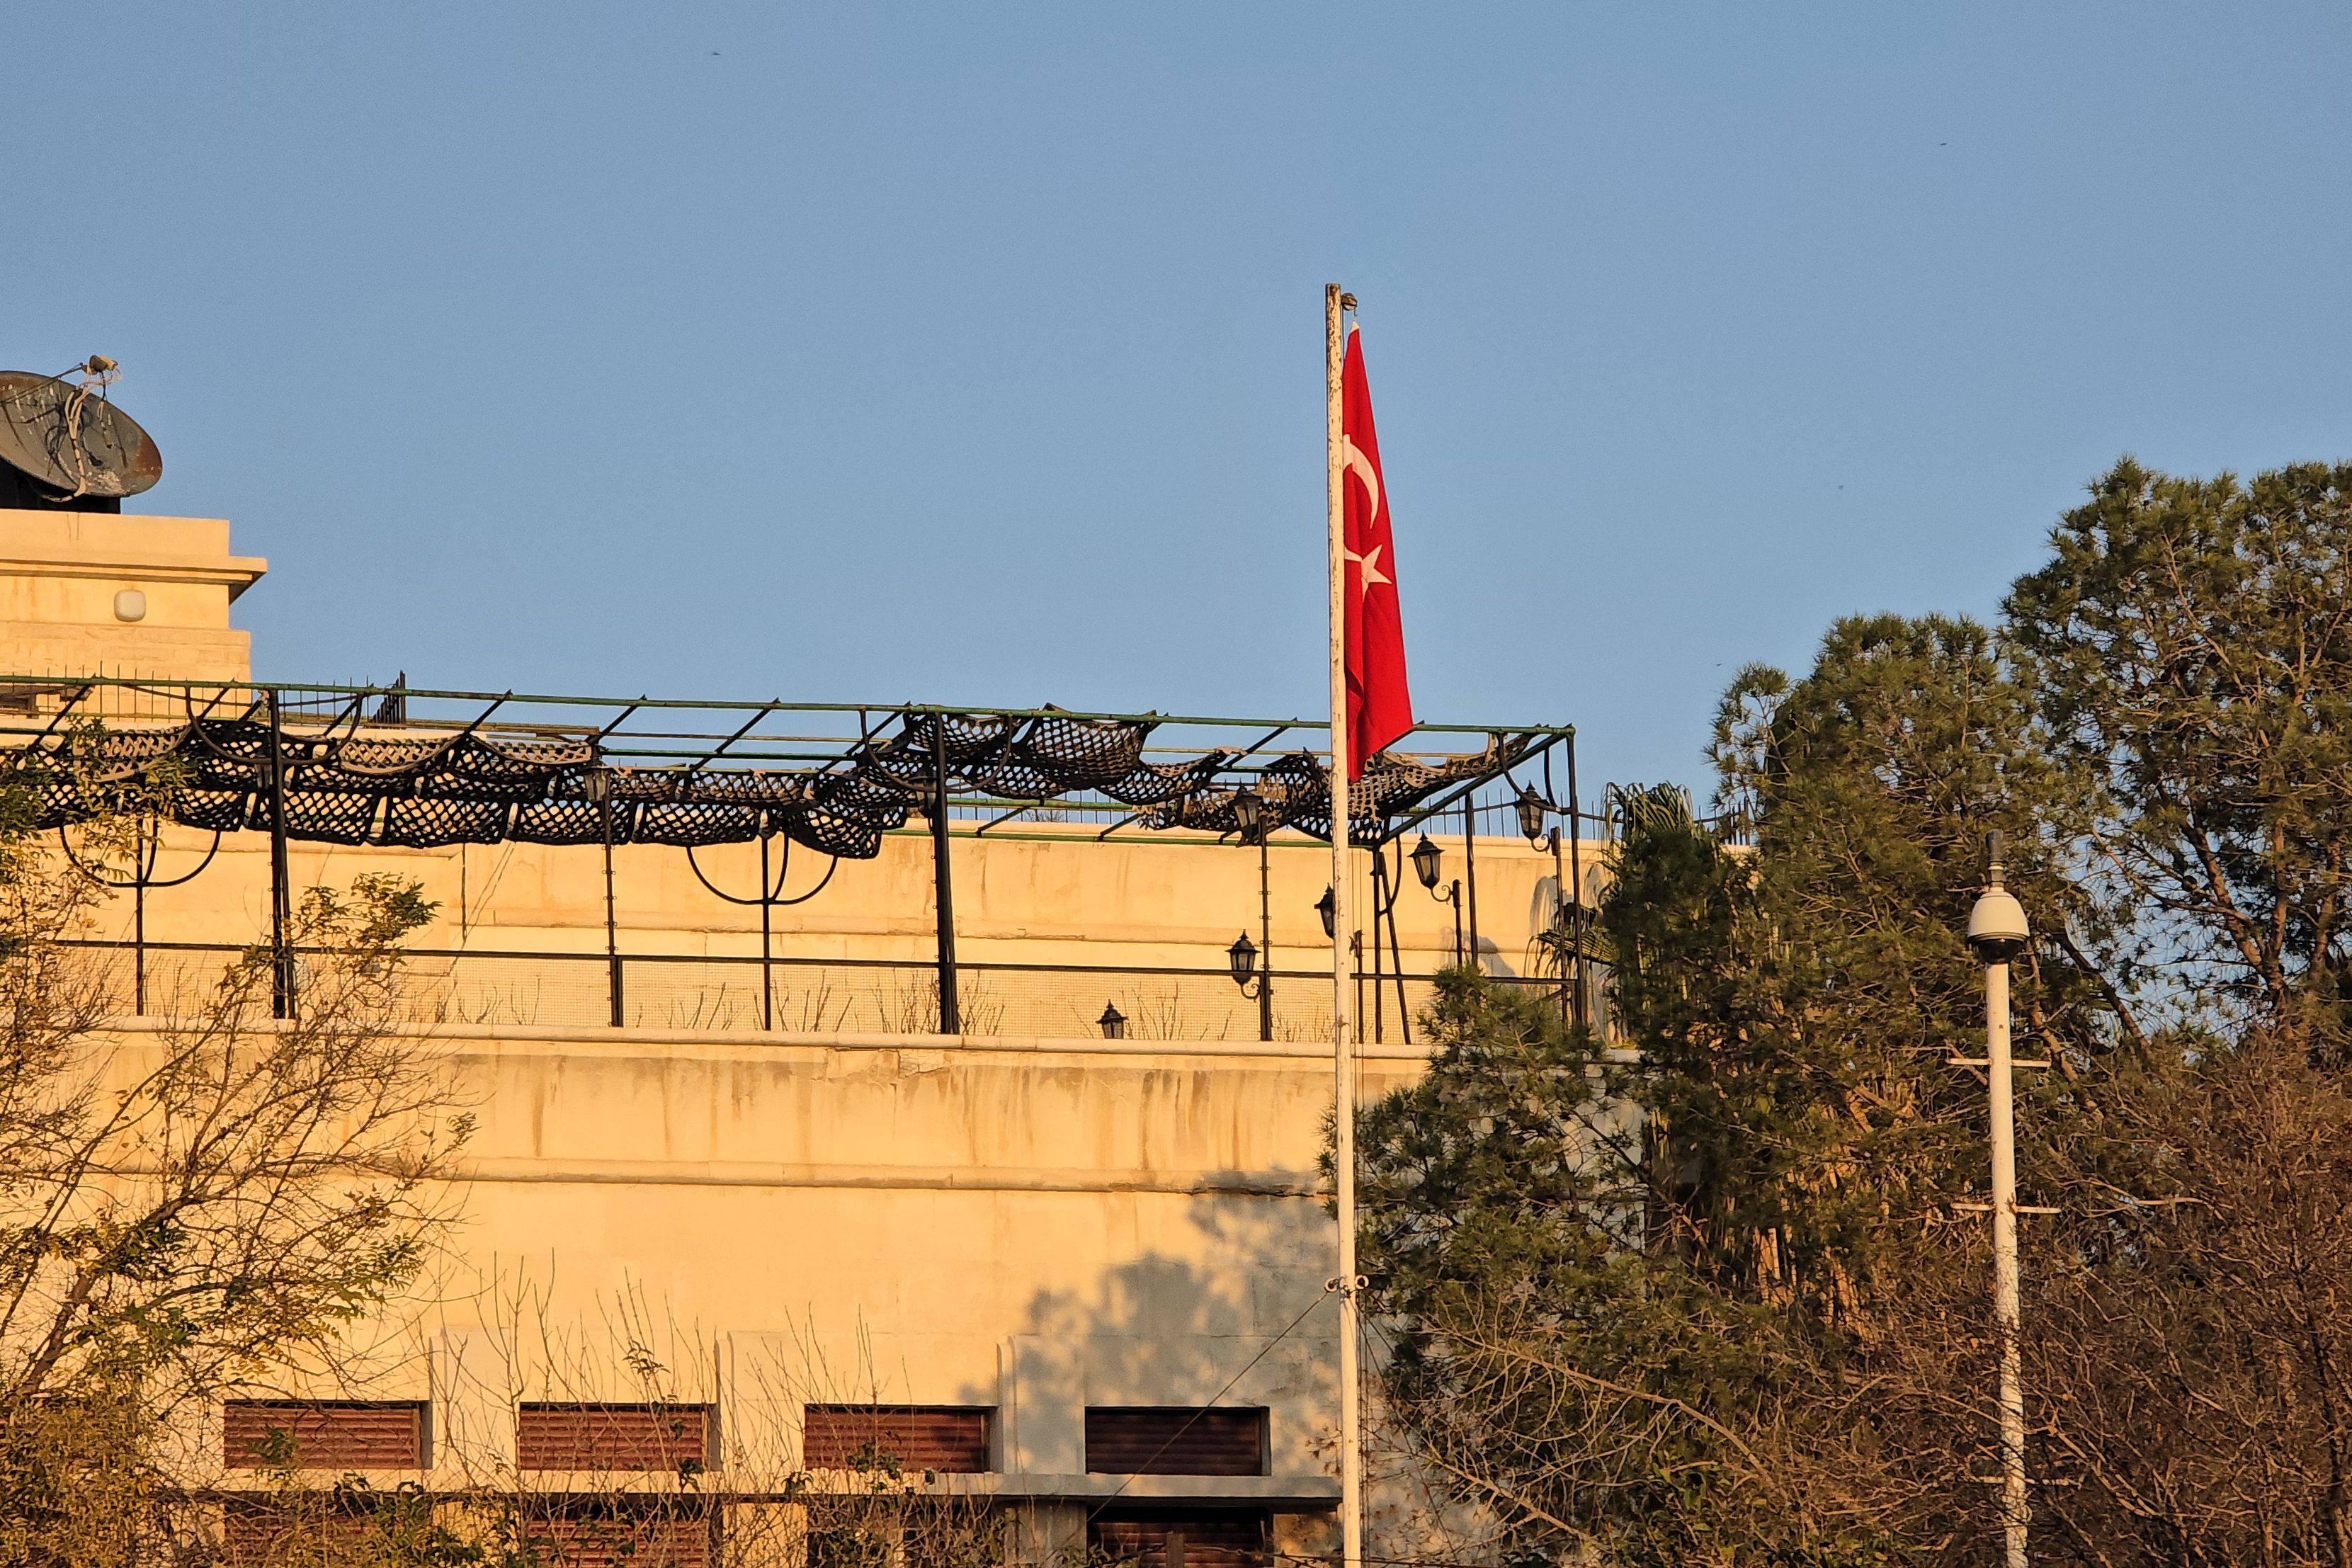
[1339,292,1358,311]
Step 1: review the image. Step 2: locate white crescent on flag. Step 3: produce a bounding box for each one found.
[1340,435,1381,524]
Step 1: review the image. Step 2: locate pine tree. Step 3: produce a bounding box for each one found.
[1357,460,2352,1564]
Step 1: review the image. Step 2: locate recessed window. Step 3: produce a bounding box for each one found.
[807,1498,995,1568]
[222,1496,378,1560]
[222,1400,426,1469]
[113,589,146,622]
[516,1402,711,1472]
[1084,1407,1266,1476]
[802,1404,993,1472]
[1090,1509,1271,1568]
[518,1500,710,1568]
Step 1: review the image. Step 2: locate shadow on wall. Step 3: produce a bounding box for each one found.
[964,1191,1340,1482]
[952,1188,1499,1563]
[407,1184,1495,1559]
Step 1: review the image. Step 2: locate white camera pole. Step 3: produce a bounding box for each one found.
[1966,831,2032,1568]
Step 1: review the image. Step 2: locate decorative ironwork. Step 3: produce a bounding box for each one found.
[6,684,1560,858]
[0,678,1574,1035]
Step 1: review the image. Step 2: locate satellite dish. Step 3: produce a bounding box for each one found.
[0,368,164,506]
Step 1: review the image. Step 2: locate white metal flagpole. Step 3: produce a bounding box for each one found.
[1324,280,1364,1568]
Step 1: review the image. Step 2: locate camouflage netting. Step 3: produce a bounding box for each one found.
[14,705,1537,859]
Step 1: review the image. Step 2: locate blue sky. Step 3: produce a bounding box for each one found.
[12,4,2349,795]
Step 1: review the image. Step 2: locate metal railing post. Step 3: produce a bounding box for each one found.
[598,776,622,1028]
[1568,734,1586,1030]
[132,816,147,1016]
[931,714,961,1035]
[265,690,295,1020]
[759,833,776,1032]
[1368,848,1385,1044]
[1256,830,1274,1043]
[1462,795,1480,973]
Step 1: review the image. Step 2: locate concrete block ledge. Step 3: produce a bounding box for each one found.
[102,1013,1435,1064]
[210,1471,1341,1508]
[450,1155,1322,1197]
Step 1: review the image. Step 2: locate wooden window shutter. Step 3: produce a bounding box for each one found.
[1084,1408,1266,1475]
[516,1402,712,1471]
[222,1499,382,1564]
[222,1401,425,1468]
[802,1405,993,1472]
[520,1504,710,1568]
[1089,1510,1271,1568]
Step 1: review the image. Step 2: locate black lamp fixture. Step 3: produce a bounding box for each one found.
[1515,783,1549,846]
[1411,834,1443,891]
[1227,931,1258,989]
[1412,834,1467,963]
[1231,786,1266,846]
[1315,885,1336,940]
[582,766,613,807]
[1098,1001,1127,1040]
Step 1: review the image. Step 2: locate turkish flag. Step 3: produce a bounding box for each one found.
[1340,323,1413,778]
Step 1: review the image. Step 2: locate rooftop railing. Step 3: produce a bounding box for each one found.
[65,938,1586,1047]
[6,676,1613,1039]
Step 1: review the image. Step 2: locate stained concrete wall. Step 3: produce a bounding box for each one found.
[150,1016,1424,1519]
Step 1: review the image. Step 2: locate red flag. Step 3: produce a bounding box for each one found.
[1340,323,1413,778]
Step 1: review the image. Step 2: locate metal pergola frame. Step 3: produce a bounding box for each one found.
[0,676,1581,1038]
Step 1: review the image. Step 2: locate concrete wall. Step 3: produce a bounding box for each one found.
[159,1017,1426,1528]
[0,509,263,685]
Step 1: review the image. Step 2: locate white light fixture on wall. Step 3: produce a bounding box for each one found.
[113,589,147,623]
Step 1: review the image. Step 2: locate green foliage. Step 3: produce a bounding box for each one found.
[1359,460,2352,1564]
[1360,629,2079,1559]
[0,1386,166,1568]
[0,791,462,1564]
[1644,613,2111,1317]
[1355,970,1822,1564]
[1356,970,1627,1330]
[2006,458,2352,1054]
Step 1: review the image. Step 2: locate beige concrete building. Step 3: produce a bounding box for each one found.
[0,507,263,688]
[4,504,1598,1567]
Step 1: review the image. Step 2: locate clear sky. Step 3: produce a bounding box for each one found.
[13,5,2349,797]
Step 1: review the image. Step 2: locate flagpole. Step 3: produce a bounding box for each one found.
[1324,280,1364,1568]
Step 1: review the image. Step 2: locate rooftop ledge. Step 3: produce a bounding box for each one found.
[210,1470,1341,1507]
[97,1012,1445,1064]
[0,509,266,595]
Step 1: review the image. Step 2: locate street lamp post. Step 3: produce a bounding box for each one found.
[1516,785,1574,1026]
[584,765,622,1028]
[1513,783,1548,846]
[1232,788,1276,1041]
[1966,831,2033,1568]
[1227,931,1274,1043]
[1410,834,1465,965]
[1317,885,1363,1025]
